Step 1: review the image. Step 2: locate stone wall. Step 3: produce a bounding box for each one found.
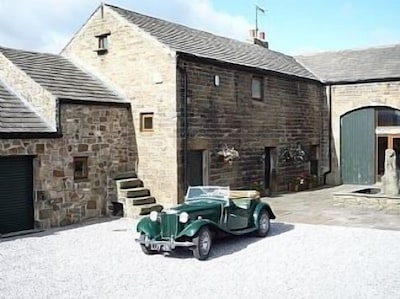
[62,5,178,205]
[328,81,400,184]
[177,58,328,196]
[333,192,400,213]
[0,103,137,229]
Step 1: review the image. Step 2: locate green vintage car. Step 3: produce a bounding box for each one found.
[135,186,276,260]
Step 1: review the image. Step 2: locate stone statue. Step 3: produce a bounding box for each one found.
[382,149,399,196]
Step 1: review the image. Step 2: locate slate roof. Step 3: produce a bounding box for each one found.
[0,46,126,103]
[295,44,400,83]
[106,4,317,81]
[0,80,54,133]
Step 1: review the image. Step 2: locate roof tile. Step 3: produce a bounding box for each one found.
[0,46,126,103]
[0,80,54,133]
[295,45,400,83]
[107,4,317,80]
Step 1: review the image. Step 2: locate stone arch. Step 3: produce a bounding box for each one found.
[340,104,400,119]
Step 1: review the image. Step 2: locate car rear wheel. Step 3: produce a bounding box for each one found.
[139,233,157,255]
[192,226,212,260]
[256,211,270,237]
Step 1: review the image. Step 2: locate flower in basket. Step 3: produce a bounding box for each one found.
[296,173,311,185]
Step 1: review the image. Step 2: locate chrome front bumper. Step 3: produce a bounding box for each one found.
[135,236,194,251]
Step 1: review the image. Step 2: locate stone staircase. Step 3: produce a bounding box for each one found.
[113,172,163,218]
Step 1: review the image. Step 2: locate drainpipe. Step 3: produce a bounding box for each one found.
[323,84,332,184]
[177,55,189,192]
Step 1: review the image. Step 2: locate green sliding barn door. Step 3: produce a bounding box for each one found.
[340,108,375,184]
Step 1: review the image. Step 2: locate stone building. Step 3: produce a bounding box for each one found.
[0,46,137,234]
[62,3,329,204]
[7,3,398,233]
[297,45,400,185]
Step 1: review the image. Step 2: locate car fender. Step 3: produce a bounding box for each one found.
[177,219,219,238]
[136,217,161,238]
[253,202,276,227]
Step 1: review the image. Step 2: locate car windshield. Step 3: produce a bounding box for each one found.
[185,186,230,204]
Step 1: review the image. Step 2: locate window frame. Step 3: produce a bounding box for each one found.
[251,76,264,100]
[95,32,110,55]
[140,112,154,132]
[98,36,108,50]
[73,156,88,180]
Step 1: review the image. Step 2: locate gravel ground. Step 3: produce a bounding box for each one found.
[1,218,400,299]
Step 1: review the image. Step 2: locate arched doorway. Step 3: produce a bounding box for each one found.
[340,106,400,184]
[340,108,375,184]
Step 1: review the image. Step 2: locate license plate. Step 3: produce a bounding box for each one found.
[150,243,162,250]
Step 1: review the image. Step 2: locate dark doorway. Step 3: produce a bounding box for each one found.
[309,145,319,176]
[0,156,34,234]
[264,147,271,190]
[264,147,277,194]
[188,150,203,186]
[377,135,400,181]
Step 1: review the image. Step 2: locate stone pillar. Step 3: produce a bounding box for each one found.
[382,149,399,196]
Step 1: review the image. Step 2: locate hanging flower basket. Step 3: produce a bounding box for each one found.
[217,144,239,165]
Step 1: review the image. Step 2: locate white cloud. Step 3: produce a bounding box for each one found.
[0,0,253,53]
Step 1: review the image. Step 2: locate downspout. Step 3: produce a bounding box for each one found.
[177,54,189,191]
[323,84,332,184]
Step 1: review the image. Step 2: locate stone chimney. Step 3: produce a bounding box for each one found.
[248,29,269,49]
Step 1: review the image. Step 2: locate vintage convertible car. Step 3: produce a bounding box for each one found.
[135,186,276,260]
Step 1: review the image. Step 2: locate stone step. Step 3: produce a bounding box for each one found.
[114,171,137,181]
[119,187,150,198]
[139,204,164,215]
[119,178,143,189]
[131,196,156,206]
[124,202,163,218]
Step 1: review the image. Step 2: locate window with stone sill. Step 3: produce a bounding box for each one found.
[251,77,264,100]
[73,157,88,180]
[140,112,154,132]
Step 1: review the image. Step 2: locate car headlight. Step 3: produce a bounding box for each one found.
[179,212,189,223]
[149,211,158,222]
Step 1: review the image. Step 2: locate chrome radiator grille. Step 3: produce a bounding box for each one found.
[160,213,178,238]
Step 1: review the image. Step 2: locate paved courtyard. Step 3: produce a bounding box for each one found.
[265,184,400,231]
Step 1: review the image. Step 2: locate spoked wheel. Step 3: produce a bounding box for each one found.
[192,226,212,260]
[139,233,157,255]
[256,211,270,237]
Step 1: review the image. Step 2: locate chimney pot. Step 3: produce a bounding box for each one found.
[249,29,257,38]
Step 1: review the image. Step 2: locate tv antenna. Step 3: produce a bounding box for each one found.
[255,3,266,37]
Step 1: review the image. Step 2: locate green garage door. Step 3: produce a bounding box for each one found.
[341,108,375,184]
[0,156,34,234]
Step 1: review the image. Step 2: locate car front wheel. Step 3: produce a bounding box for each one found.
[192,226,212,260]
[139,233,157,255]
[256,211,270,237]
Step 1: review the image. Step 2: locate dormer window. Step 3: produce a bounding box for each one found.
[95,31,110,55]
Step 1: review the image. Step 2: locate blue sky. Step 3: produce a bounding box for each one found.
[0,0,399,55]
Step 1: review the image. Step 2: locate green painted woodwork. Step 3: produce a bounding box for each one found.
[341,108,375,184]
[0,156,34,234]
